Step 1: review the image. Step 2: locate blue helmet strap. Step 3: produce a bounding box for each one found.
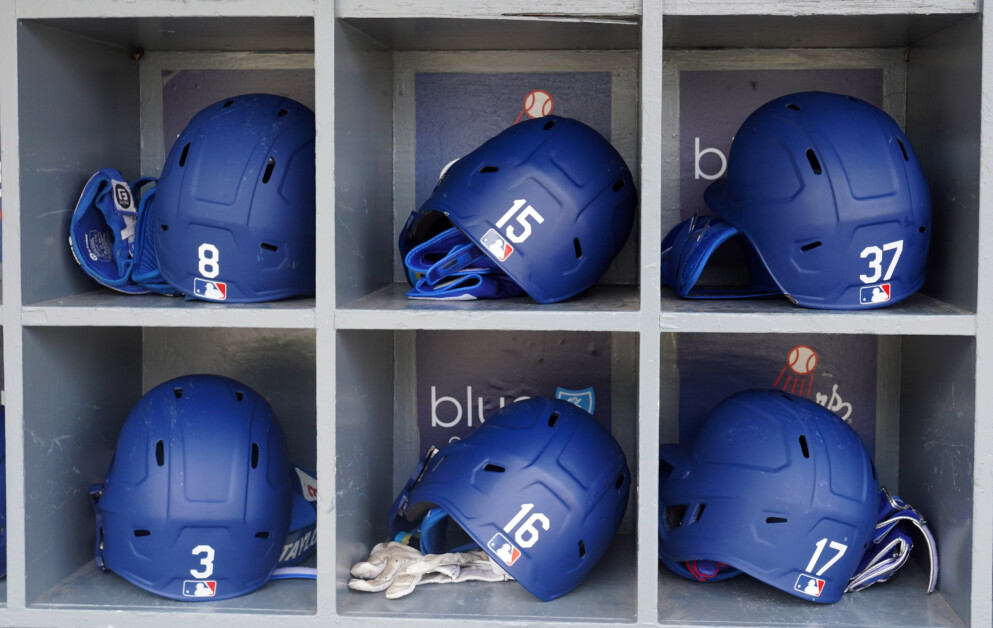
[661,215,781,299]
[846,487,938,594]
[393,507,478,555]
[275,465,318,577]
[404,227,524,300]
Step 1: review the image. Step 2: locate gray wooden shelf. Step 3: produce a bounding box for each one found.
[0,1,987,627]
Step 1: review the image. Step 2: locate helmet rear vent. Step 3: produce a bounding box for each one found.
[578,540,587,558]
[805,149,823,175]
[897,138,910,161]
[615,473,625,490]
[920,226,927,233]
[235,390,244,402]
[155,440,165,466]
[870,458,877,480]
[574,239,583,258]
[548,411,560,427]
[483,463,506,473]
[133,529,151,537]
[479,166,499,173]
[786,103,801,111]
[691,504,706,523]
[277,108,288,118]
[251,443,260,468]
[160,224,169,231]
[178,143,191,167]
[255,531,270,539]
[800,241,822,252]
[766,516,788,524]
[543,119,556,131]
[612,179,625,192]
[664,504,687,530]
[260,243,279,253]
[223,99,234,108]
[173,387,183,399]
[799,435,810,458]
[262,157,277,184]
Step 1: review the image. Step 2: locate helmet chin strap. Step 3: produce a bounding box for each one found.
[403,227,524,300]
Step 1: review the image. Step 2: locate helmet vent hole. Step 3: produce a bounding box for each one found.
[262,157,276,184]
[897,138,910,161]
[260,243,279,253]
[786,103,801,111]
[223,99,234,108]
[578,540,587,558]
[919,226,927,233]
[766,516,788,524]
[870,459,877,480]
[255,531,270,539]
[800,241,822,252]
[612,179,625,192]
[133,529,151,537]
[543,120,556,131]
[781,394,794,402]
[235,391,244,402]
[574,238,583,258]
[479,166,499,173]
[805,149,822,175]
[799,435,810,458]
[692,504,706,523]
[251,443,260,468]
[173,387,183,399]
[615,473,625,490]
[277,109,288,118]
[483,463,506,473]
[664,504,687,530]
[548,412,559,427]
[178,142,191,167]
[160,224,169,232]
[154,440,165,466]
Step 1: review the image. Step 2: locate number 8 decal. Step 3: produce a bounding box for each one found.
[199,243,220,278]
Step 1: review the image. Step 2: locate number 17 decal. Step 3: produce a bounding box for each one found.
[804,538,847,576]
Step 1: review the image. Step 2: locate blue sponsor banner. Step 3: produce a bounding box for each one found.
[675,334,877,453]
[416,331,611,456]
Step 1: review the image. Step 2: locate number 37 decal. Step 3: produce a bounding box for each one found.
[859,240,903,284]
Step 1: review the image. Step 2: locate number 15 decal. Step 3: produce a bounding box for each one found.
[496,199,545,244]
[859,240,903,284]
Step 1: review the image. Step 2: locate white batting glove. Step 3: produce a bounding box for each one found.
[348,541,513,599]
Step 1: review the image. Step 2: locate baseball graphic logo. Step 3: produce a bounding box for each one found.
[515,90,554,123]
[788,345,818,375]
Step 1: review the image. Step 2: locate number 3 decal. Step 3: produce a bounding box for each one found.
[859,240,903,284]
[190,544,215,579]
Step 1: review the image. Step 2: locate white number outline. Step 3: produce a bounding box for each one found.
[495,199,545,244]
[503,503,551,549]
[190,544,215,579]
[859,240,903,284]
[804,538,847,576]
[198,243,220,279]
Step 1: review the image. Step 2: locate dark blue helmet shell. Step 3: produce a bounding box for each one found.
[153,94,316,303]
[92,374,292,601]
[399,116,637,304]
[659,389,878,603]
[705,92,931,309]
[389,397,631,600]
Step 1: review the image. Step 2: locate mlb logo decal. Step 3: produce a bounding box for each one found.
[859,283,891,304]
[480,229,514,262]
[794,574,825,597]
[555,387,596,414]
[183,580,217,597]
[193,277,228,301]
[487,533,521,566]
